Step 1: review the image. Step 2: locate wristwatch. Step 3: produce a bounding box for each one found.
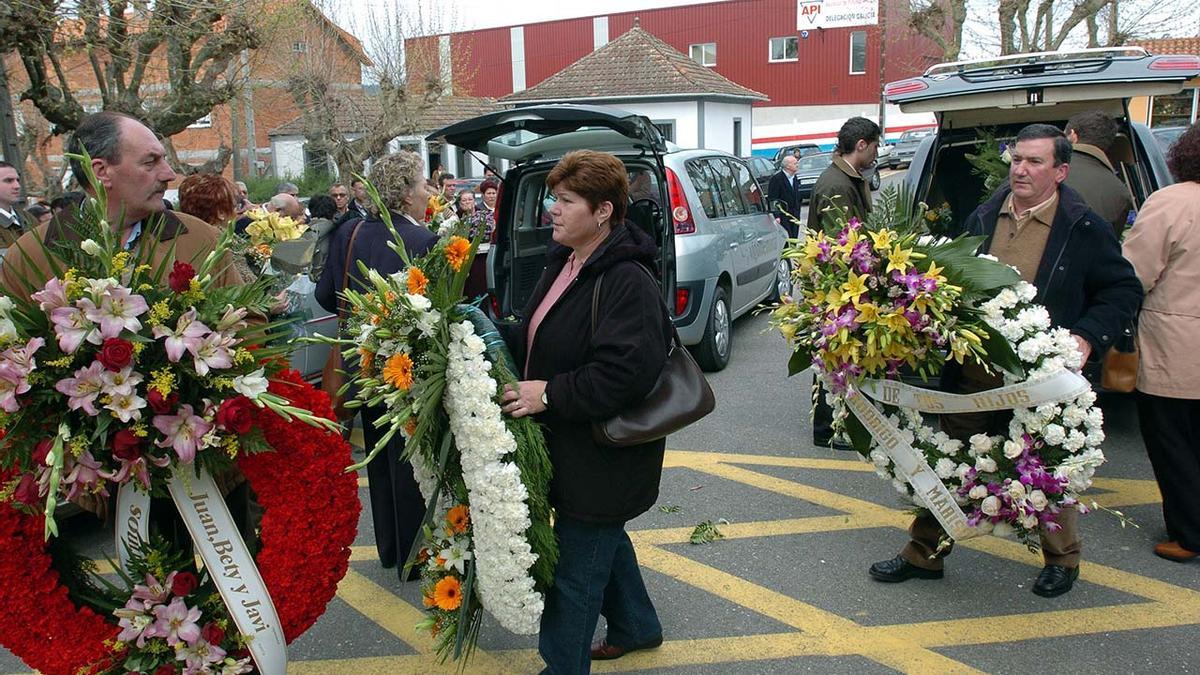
[540,391,549,409]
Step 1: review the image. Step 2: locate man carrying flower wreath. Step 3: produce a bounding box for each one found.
[868,123,1142,598]
[0,111,246,526]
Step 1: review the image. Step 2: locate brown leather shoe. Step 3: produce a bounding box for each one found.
[1154,541,1199,562]
[590,636,664,660]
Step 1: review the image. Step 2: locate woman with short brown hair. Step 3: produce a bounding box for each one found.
[177,173,239,227]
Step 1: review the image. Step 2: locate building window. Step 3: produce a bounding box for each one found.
[652,120,676,143]
[849,31,867,75]
[188,113,213,129]
[733,118,743,156]
[690,42,717,67]
[292,41,308,53]
[1150,91,1198,127]
[769,36,798,63]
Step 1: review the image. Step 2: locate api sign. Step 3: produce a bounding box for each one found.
[797,0,879,29]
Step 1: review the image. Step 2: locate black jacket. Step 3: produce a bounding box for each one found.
[316,212,438,313]
[508,222,671,524]
[958,183,1142,359]
[766,170,802,236]
[806,156,871,233]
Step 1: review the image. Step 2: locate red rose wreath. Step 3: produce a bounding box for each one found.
[0,371,359,673]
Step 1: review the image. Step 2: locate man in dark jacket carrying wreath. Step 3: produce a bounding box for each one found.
[500,150,672,674]
[868,123,1143,598]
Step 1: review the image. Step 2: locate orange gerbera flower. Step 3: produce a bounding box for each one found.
[446,504,470,534]
[407,268,428,295]
[358,348,375,373]
[382,352,414,391]
[433,576,463,611]
[444,236,471,272]
[422,592,436,608]
[404,416,418,437]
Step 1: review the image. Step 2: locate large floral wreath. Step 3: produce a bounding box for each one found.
[771,193,1106,546]
[0,370,358,674]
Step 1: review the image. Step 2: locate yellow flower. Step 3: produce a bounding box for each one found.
[383,352,415,391]
[880,311,911,333]
[840,271,868,304]
[869,230,894,252]
[855,302,880,324]
[444,236,471,272]
[923,261,945,281]
[148,300,172,327]
[886,245,913,274]
[802,236,824,263]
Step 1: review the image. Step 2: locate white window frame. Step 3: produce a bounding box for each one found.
[187,113,213,129]
[292,41,308,53]
[690,42,717,67]
[849,31,867,75]
[768,36,798,63]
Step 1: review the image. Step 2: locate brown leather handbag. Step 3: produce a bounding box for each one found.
[1101,321,1138,393]
[590,266,716,447]
[321,220,364,420]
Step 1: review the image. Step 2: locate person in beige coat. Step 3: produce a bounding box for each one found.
[1121,122,1200,563]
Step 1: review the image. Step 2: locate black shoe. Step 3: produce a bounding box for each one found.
[590,635,664,660]
[1032,564,1078,597]
[868,555,944,582]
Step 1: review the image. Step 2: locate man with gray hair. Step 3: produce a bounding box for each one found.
[234,180,254,214]
[266,193,306,220]
[274,181,299,196]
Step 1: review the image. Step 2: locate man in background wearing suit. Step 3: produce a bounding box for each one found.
[767,155,803,237]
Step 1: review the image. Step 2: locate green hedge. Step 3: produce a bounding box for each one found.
[243,172,336,204]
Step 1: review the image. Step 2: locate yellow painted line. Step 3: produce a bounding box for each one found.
[690,461,901,519]
[631,513,900,546]
[1088,477,1163,508]
[636,543,984,673]
[290,654,503,674]
[665,449,873,472]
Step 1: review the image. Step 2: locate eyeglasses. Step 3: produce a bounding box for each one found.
[331,192,348,198]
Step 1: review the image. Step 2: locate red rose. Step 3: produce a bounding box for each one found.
[200,622,226,645]
[97,338,134,372]
[170,571,198,597]
[110,429,142,461]
[216,396,254,435]
[148,389,179,414]
[32,438,54,466]
[153,665,178,675]
[13,474,39,506]
[169,261,196,294]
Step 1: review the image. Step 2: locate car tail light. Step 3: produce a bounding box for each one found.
[666,168,695,235]
[487,293,501,318]
[1149,55,1200,71]
[675,288,689,316]
[884,79,928,96]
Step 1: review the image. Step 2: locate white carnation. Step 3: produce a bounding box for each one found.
[969,433,994,456]
[935,457,956,479]
[1042,423,1066,446]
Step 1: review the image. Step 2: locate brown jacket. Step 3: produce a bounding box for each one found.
[0,209,242,299]
[1121,181,1200,399]
[1065,143,1134,235]
[807,155,872,233]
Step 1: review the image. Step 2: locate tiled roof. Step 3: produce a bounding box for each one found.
[500,26,768,104]
[267,94,503,137]
[1131,37,1200,55]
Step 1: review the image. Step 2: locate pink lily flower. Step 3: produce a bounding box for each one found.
[83,285,148,339]
[61,451,108,501]
[103,451,171,490]
[114,596,162,648]
[153,308,209,363]
[31,277,69,311]
[152,596,202,647]
[188,331,235,376]
[50,306,97,353]
[132,573,171,607]
[215,304,249,332]
[0,363,31,413]
[178,638,227,669]
[153,404,213,463]
[55,362,106,416]
[1,336,44,372]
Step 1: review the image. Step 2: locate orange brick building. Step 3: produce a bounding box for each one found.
[3,0,368,194]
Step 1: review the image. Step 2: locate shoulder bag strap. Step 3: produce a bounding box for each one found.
[591,264,680,350]
[337,221,364,323]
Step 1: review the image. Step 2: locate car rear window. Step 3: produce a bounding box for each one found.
[730,160,765,214]
[686,160,723,219]
[708,159,748,217]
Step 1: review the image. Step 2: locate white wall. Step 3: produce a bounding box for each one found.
[271,137,306,178]
[609,100,699,148]
[701,101,754,155]
[751,103,937,156]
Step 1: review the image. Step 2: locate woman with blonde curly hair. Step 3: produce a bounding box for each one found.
[317,151,439,581]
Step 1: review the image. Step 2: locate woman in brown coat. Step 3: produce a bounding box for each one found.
[1121,123,1200,562]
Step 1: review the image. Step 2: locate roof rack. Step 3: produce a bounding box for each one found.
[924,47,1149,77]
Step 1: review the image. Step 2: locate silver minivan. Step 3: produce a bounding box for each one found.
[434,104,789,371]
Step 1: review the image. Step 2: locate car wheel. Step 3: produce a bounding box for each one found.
[767,258,793,304]
[869,171,881,191]
[694,285,732,372]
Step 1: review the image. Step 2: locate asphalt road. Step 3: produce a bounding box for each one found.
[6,168,1199,673]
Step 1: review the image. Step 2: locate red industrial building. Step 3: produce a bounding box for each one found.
[407,0,943,154]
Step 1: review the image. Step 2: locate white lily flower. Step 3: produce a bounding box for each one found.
[232,368,269,400]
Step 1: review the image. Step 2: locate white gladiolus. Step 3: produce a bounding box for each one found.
[80,239,102,256]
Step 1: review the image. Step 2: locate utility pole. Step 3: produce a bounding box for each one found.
[877,0,888,141]
[0,58,27,201]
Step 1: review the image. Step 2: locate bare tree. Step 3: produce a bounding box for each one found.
[909,0,969,61]
[12,101,66,199]
[280,0,457,179]
[1,0,263,152]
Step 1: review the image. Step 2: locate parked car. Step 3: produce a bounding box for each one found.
[744,155,777,184]
[772,143,822,165]
[884,126,936,169]
[885,47,1200,231]
[433,105,789,372]
[1151,125,1189,153]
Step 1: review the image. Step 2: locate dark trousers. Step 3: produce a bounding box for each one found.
[811,374,834,444]
[900,360,1080,569]
[539,515,662,675]
[360,404,424,576]
[1137,391,1200,551]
